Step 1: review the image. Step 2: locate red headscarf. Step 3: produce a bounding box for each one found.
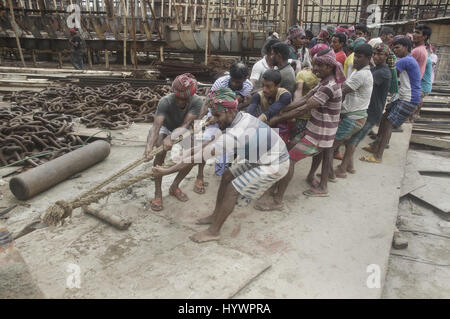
[171,73,198,99]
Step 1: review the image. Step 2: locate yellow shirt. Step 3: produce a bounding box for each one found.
[344,53,354,78]
[295,69,319,120]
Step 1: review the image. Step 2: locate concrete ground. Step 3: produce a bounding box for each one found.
[382,150,450,299]
[0,122,412,298]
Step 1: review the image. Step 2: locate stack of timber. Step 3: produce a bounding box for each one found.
[411,82,450,150]
[0,67,134,93]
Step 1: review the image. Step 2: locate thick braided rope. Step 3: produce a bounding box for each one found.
[74,157,146,202]
[74,121,208,202]
[42,171,155,226]
[41,121,210,226]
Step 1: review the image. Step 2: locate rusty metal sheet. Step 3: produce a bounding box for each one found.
[210,31,220,51]
[192,29,205,50]
[179,29,198,51]
[218,31,228,52]
[165,26,184,50]
[90,17,105,40]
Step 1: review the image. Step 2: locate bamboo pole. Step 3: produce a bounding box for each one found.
[204,1,210,66]
[121,0,127,69]
[87,48,93,68]
[140,0,146,18]
[190,0,195,31]
[58,52,63,68]
[32,50,37,67]
[131,0,138,69]
[194,0,198,26]
[8,0,26,67]
[105,49,109,69]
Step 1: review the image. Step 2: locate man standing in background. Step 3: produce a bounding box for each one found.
[69,28,83,70]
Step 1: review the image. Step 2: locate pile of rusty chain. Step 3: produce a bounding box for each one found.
[0,104,83,168]
[7,82,171,130]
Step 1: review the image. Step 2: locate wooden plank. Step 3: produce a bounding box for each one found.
[420,107,450,113]
[412,128,450,135]
[407,150,450,173]
[410,175,450,213]
[400,162,426,197]
[410,135,450,150]
[0,86,45,92]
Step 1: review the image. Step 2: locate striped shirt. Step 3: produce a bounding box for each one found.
[211,75,253,97]
[304,75,342,148]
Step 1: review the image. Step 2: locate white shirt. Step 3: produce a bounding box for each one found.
[342,65,373,115]
[250,56,271,90]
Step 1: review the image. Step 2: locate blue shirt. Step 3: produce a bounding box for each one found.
[396,55,422,105]
[421,55,433,94]
[211,75,253,98]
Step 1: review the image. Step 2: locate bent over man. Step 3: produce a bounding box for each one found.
[152,87,290,243]
[144,73,202,211]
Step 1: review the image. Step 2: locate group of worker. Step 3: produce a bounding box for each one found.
[143,22,436,243]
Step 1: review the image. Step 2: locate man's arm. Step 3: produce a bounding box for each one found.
[144,114,165,161]
[237,94,252,110]
[281,87,315,114]
[293,81,304,100]
[341,82,354,100]
[246,93,262,117]
[269,90,324,126]
[152,139,216,177]
[260,92,291,122]
[199,97,211,119]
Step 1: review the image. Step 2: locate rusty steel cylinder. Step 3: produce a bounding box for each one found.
[9,140,111,200]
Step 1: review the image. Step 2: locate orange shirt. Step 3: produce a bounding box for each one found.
[335,50,347,68]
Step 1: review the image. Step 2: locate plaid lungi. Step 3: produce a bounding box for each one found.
[288,135,320,162]
[386,99,417,129]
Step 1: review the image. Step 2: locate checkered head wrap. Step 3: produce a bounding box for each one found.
[172,73,198,98]
[373,42,390,56]
[310,43,329,57]
[288,25,306,40]
[208,87,238,112]
[313,48,346,84]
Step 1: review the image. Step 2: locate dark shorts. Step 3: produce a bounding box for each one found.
[386,100,418,128]
[335,116,366,141]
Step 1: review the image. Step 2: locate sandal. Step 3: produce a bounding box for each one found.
[169,187,189,202]
[303,188,329,197]
[362,146,376,154]
[150,197,163,211]
[359,154,382,163]
[334,152,344,160]
[193,179,207,195]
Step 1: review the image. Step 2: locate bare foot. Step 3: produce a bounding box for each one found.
[254,198,284,211]
[334,166,347,179]
[347,167,356,174]
[306,175,315,186]
[306,177,320,188]
[190,229,220,243]
[196,214,215,225]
